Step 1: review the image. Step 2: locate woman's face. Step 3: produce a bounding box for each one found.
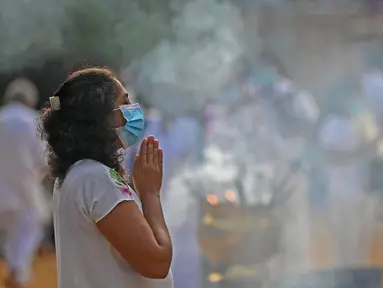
[112,79,131,150]
[113,79,131,128]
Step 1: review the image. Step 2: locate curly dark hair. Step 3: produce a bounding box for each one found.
[37,67,122,185]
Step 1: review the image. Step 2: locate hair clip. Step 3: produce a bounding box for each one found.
[49,96,61,110]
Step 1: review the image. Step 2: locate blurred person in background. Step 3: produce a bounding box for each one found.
[0,78,50,288]
[362,52,383,223]
[362,54,383,134]
[319,82,377,268]
[142,108,200,288]
[38,68,173,288]
[143,110,200,195]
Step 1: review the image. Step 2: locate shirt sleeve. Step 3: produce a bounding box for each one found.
[76,165,136,223]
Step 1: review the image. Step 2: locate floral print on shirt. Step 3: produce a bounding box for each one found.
[108,168,133,197]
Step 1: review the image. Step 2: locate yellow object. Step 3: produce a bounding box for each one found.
[202,214,214,225]
[354,112,378,144]
[49,96,61,111]
[208,273,223,283]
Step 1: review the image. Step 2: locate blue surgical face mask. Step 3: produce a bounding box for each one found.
[116,103,145,148]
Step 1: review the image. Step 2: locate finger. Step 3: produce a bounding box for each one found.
[132,154,140,189]
[133,154,140,174]
[133,154,140,168]
[158,148,163,176]
[153,140,159,168]
[139,138,147,163]
[147,136,155,165]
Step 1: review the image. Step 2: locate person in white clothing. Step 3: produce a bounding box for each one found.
[37,67,173,288]
[319,100,375,268]
[142,113,200,288]
[0,78,50,288]
[363,67,383,132]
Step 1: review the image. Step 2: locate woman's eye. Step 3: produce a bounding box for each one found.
[124,94,131,104]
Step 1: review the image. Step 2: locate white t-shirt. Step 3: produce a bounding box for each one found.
[53,159,173,288]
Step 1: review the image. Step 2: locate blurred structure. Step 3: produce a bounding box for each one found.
[163,63,319,287]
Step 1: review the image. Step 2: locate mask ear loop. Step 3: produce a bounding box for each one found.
[115,128,129,149]
[113,108,127,128]
[49,96,61,110]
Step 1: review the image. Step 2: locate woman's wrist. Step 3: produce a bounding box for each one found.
[139,192,160,201]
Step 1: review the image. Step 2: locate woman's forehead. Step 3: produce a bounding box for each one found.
[114,79,127,93]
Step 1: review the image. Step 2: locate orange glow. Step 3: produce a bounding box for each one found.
[202,214,214,225]
[206,194,219,205]
[225,190,236,202]
[208,273,223,283]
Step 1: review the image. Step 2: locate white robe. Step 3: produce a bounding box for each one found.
[0,103,49,283]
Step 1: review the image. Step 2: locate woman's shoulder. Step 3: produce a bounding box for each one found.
[53,160,111,203]
[64,159,112,184]
[65,159,129,188]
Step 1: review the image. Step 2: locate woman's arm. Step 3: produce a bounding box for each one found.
[97,137,172,279]
[97,198,172,279]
